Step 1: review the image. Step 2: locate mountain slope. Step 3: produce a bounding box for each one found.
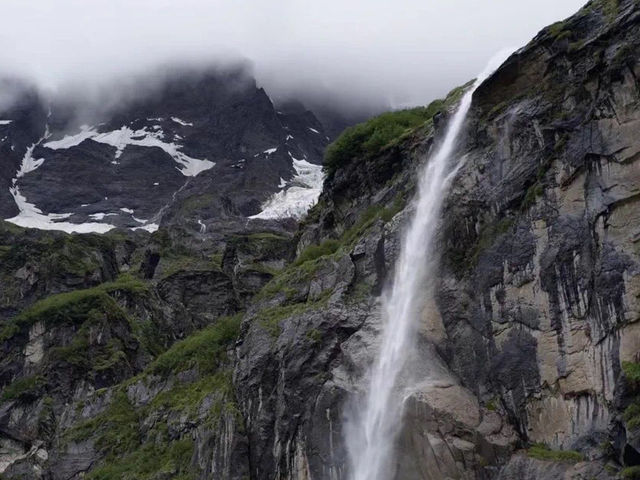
[0,67,328,235]
[3,0,640,479]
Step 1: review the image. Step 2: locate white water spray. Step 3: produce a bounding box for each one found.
[345,50,513,480]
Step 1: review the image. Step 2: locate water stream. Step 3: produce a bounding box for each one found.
[345,50,513,480]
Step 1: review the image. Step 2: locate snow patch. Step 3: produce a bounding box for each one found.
[15,144,45,177]
[120,207,134,214]
[43,126,96,150]
[133,223,159,233]
[44,125,215,176]
[249,155,324,220]
[89,212,117,220]
[171,117,193,126]
[3,132,117,234]
[0,120,13,125]
[263,147,278,155]
[308,127,320,134]
[197,219,206,234]
[6,187,116,234]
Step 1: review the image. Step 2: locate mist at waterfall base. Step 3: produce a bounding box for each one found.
[343,49,515,480]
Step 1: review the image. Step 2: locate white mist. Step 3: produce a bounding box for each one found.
[345,50,513,480]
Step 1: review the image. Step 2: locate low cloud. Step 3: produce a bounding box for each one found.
[1,0,586,117]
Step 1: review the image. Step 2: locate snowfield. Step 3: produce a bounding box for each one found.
[6,186,117,234]
[250,153,324,220]
[44,125,215,176]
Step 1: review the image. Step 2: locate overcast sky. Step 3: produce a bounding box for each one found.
[1,0,586,112]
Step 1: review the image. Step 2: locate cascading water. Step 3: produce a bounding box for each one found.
[345,50,513,480]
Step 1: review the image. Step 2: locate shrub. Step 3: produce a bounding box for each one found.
[323,109,427,176]
[86,438,194,480]
[622,466,640,479]
[149,314,242,375]
[623,361,640,389]
[324,83,471,176]
[624,400,640,430]
[1,375,46,402]
[16,274,147,326]
[0,274,149,344]
[295,239,341,266]
[527,443,583,463]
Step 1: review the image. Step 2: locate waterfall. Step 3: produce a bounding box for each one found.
[345,50,513,480]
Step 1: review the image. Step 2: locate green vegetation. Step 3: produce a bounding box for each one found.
[0,227,118,278]
[622,362,640,430]
[0,274,148,343]
[150,372,233,419]
[158,254,220,279]
[17,274,147,325]
[255,193,407,336]
[1,273,166,401]
[1,375,46,402]
[527,443,583,463]
[547,21,567,38]
[623,361,640,386]
[522,182,545,210]
[624,400,640,430]
[449,217,514,275]
[486,398,498,412]
[306,328,322,343]
[234,232,291,255]
[68,313,243,479]
[612,44,635,70]
[347,280,373,304]
[622,466,640,479]
[324,82,472,176]
[568,40,585,53]
[339,199,405,249]
[210,252,224,269]
[593,0,619,20]
[295,239,341,266]
[520,156,555,211]
[150,314,242,376]
[258,299,329,337]
[178,193,214,215]
[87,438,195,480]
[257,255,326,302]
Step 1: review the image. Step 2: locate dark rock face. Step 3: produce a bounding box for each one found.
[4,1,640,479]
[0,79,48,218]
[0,66,328,234]
[232,1,640,479]
[440,0,640,460]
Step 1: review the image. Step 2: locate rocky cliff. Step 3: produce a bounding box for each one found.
[2,0,640,479]
[0,66,328,235]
